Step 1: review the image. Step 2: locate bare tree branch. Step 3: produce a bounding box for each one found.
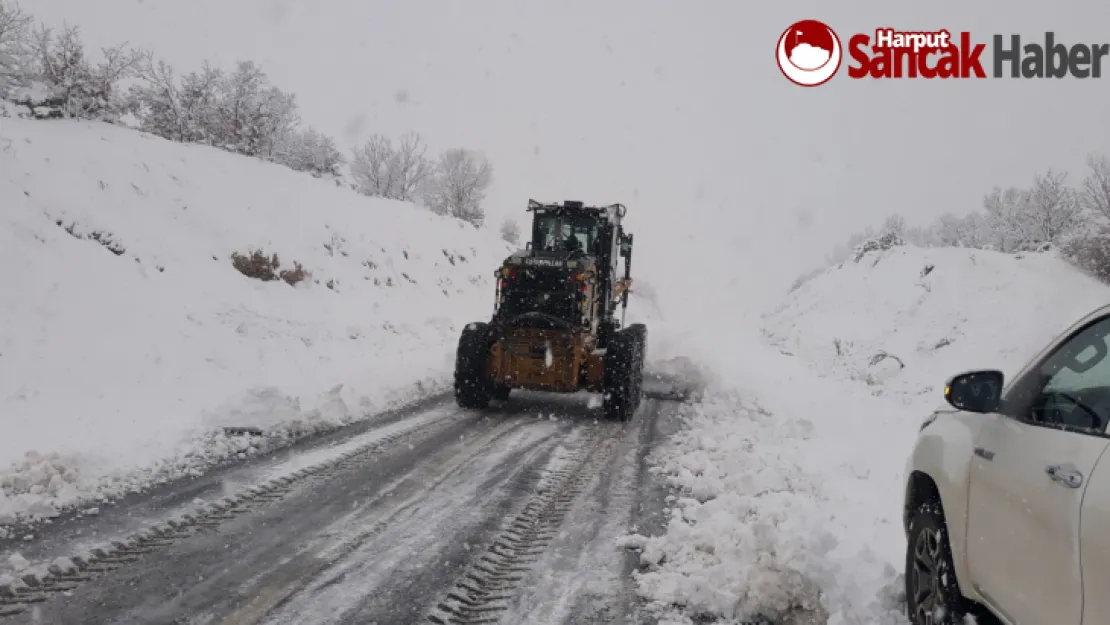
[423,148,493,225]
[1082,153,1110,222]
[393,131,433,201]
[1026,169,1083,244]
[500,218,521,245]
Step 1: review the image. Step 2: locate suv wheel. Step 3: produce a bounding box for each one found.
[905,500,970,625]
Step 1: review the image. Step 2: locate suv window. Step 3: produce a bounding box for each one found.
[1023,315,1110,432]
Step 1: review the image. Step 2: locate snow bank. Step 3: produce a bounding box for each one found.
[629,335,908,625]
[630,244,1110,624]
[0,115,513,526]
[631,391,833,624]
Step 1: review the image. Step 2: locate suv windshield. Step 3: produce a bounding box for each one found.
[534,212,599,254]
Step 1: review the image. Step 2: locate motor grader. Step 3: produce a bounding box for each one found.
[453,199,646,421]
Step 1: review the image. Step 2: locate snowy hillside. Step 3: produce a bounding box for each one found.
[0,115,515,525]
[764,245,1110,405]
[627,244,1110,624]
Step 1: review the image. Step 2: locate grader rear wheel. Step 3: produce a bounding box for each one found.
[455,322,494,409]
[603,324,646,421]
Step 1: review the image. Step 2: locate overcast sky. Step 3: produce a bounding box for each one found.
[27,0,1110,308]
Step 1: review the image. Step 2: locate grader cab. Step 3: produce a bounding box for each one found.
[453,199,646,420]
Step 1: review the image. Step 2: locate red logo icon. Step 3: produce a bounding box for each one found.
[776,20,843,86]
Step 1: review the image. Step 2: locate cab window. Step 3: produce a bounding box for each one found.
[533,214,598,254]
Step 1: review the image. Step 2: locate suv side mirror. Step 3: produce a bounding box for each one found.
[944,369,1004,413]
[619,235,632,258]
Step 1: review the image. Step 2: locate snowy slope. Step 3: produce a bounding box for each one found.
[0,115,514,526]
[763,245,1110,404]
[628,244,1110,624]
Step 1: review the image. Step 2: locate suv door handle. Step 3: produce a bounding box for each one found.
[1046,464,1084,489]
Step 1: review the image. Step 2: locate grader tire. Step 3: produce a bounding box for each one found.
[603,325,646,421]
[455,322,494,409]
[624,323,647,410]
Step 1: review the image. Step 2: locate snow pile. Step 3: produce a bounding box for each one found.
[629,343,909,624]
[0,115,512,526]
[630,244,1110,623]
[631,392,834,625]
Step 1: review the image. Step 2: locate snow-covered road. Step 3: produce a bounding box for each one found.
[0,393,681,625]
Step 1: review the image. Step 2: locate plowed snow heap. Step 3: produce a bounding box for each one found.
[454,199,646,420]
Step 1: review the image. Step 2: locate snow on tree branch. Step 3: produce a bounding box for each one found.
[393,131,434,201]
[0,0,32,102]
[1026,169,1083,245]
[274,127,344,177]
[349,131,433,201]
[2,0,493,215]
[824,157,1110,286]
[26,23,141,120]
[423,148,493,227]
[1082,153,1110,222]
[500,218,521,245]
[125,52,344,177]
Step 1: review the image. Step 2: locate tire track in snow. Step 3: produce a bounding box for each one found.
[1,395,679,625]
[238,414,561,625]
[0,403,466,620]
[426,419,626,625]
[497,400,664,625]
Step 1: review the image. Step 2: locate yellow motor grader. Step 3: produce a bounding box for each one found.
[454,199,646,420]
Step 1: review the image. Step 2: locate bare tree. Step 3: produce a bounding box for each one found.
[982,186,1033,251]
[0,1,28,51]
[931,213,966,247]
[205,60,299,157]
[0,0,31,100]
[1081,153,1110,222]
[903,223,939,247]
[1064,225,1110,282]
[210,59,266,150]
[926,213,988,248]
[424,148,493,226]
[274,126,343,177]
[133,56,295,154]
[956,212,990,249]
[500,218,521,245]
[349,131,433,201]
[1026,169,1084,245]
[881,214,906,237]
[29,24,140,120]
[349,133,397,198]
[130,51,185,139]
[177,62,223,143]
[90,42,140,112]
[393,131,433,201]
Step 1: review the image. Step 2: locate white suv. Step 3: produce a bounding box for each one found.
[903,304,1110,625]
